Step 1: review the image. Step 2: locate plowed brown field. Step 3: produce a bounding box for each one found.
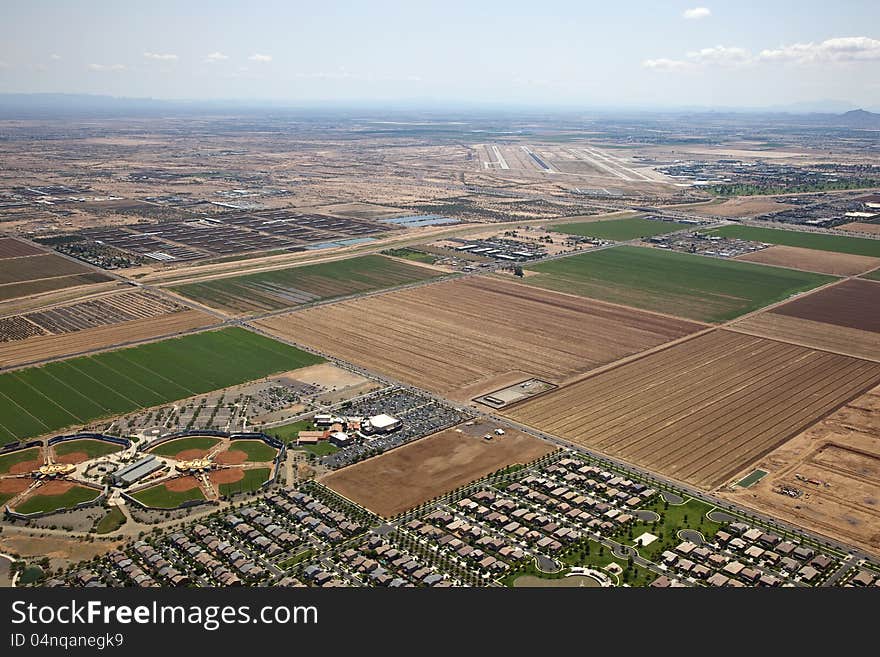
[255,277,702,397]
[735,245,880,276]
[771,278,880,333]
[504,330,880,489]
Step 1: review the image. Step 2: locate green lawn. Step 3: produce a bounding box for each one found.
[524,245,834,322]
[18,565,44,585]
[226,439,278,462]
[293,442,339,457]
[218,467,271,496]
[270,419,315,442]
[863,268,880,281]
[95,506,127,534]
[560,541,655,588]
[701,225,880,258]
[13,485,101,515]
[131,483,206,508]
[149,436,221,457]
[0,327,324,445]
[736,469,769,488]
[53,439,122,459]
[171,254,443,314]
[555,217,692,241]
[621,497,724,563]
[0,447,41,474]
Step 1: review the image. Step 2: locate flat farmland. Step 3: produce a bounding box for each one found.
[0,310,217,368]
[701,225,880,258]
[770,279,880,332]
[0,238,45,259]
[0,253,99,285]
[321,424,555,517]
[523,245,833,322]
[735,245,880,276]
[504,330,880,490]
[0,327,323,445]
[0,272,112,303]
[553,217,691,241]
[255,276,702,397]
[170,254,443,315]
[719,384,880,555]
[839,222,880,236]
[731,313,880,362]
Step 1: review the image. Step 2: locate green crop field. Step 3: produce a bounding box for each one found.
[524,245,833,322]
[0,447,41,474]
[53,439,122,459]
[171,254,443,314]
[701,225,880,258]
[0,327,324,445]
[13,485,101,515]
[381,248,439,263]
[218,467,271,496]
[149,436,221,457]
[554,217,692,241]
[226,440,278,462]
[131,483,206,508]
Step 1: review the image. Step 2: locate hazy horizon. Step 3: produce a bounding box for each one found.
[1,1,878,110]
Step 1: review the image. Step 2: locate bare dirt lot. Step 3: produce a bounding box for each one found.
[731,312,880,362]
[255,276,702,398]
[0,238,45,259]
[771,278,880,333]
[0,534,123,571]
[839,222,880,235]
[321,422,555,516]
[504,330,880,490]
[735,245,880,276]
[719,384,880,555]
[0,309,217,368]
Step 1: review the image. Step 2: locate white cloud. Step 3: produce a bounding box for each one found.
[645,35,880,73]
[204,51,229,63]
[49,54,61,61]
[642,58,695,72]
[687,45,752,67]
[248,53,272,63]
[144,52,178,61]
[88,63,126,72]
[683,7,711,20]
[759,36,880,65]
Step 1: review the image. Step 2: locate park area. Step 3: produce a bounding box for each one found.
[0,327,323,445]
[148,435,221,459]
[523,245,833,322]
[51,438,123,464]
[11,481,101,515]
[170,254,443,315]
[131,477,206,508]
[321,423,555,517]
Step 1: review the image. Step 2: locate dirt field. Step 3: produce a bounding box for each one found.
[2,449,44,475]
[256,276,702,397]
[719,384,880,555]
[771,279,880,332]
[0,534,123,570]
[0,238,45,259]
[321,423,555,516]
[54,451,88,465]
[165,476,201,491]
[0,310,217,368]
[504,330,880,490]
[735,245,880,276]
[175,449,211,461]
[731,313,880,362]
[839,222,880,235]
[34,480,75,495]
[701,197,794,217]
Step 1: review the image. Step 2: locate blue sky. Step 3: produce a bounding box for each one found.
[1,1,878,108]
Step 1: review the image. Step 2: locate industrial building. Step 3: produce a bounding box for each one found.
[111,455,163,487]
